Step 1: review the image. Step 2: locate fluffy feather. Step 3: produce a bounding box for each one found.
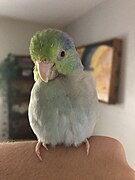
[29,69,98,146]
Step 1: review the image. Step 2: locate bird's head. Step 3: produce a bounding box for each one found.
[29,28,82,83]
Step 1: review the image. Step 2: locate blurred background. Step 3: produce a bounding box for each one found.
[0,0,135,169]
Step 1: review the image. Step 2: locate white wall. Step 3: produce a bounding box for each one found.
[0,17,45,141]
[65,0,135,169]
[0,17,46,61]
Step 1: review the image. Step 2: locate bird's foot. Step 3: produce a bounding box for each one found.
[35,141,48,161]
[85,139,90,156]
[42,142,49,150]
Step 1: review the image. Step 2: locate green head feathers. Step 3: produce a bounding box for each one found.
[29,28,82,82]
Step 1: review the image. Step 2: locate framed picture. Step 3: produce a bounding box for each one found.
[77,39,122,104]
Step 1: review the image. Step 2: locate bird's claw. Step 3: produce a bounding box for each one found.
[42,142,49,150]
[85,139,90,156]
[35,141,48,161]
[35,141,42,161]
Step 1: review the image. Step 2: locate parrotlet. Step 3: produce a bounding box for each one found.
[28,28,98,160]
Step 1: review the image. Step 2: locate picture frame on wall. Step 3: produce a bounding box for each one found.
[77,39,122,104]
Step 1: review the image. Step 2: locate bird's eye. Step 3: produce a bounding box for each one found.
[60,50,65,57]
[58,50,66,60]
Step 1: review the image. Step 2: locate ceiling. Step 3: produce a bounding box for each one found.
[0,0,105,28]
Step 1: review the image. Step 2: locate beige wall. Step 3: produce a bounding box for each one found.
[65,0,135,169]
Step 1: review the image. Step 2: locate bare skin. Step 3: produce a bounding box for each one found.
[0,137,135,180]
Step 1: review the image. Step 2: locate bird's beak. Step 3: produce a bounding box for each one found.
[36,61,58,83]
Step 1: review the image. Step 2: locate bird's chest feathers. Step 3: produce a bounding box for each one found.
[30,74,96,146]
[36,78,79,111]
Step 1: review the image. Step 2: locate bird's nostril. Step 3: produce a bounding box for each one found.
[42,59,47,63]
